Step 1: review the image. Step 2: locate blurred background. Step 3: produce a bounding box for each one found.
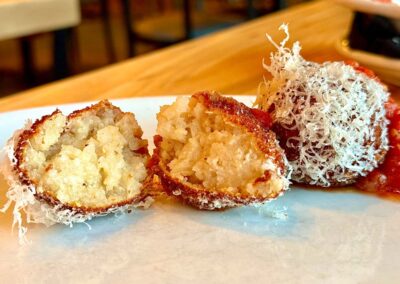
[0,0,307,98]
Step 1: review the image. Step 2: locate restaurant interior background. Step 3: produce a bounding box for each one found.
[0,0,307,98]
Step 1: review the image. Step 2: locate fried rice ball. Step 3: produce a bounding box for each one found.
[255,25,389,187]
[152,91,290,210]
[1,100,152,240]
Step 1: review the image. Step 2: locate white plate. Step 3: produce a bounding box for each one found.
[1,97,400,284]
[335,39,400,86]
[333,0,400,19]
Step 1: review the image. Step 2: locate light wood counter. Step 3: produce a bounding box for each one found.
[0,0,397,112]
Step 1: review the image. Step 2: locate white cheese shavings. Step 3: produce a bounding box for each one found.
[255,24,389,186]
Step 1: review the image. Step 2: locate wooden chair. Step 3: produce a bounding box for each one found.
[80,0,116,63]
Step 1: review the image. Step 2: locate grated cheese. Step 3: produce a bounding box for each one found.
[255,24,389,186]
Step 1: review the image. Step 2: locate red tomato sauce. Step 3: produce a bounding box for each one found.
[250,108,273,129]
[356,98,400,194]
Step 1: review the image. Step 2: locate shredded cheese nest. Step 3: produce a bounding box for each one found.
[0,128,153,245]
[255,24,389,186]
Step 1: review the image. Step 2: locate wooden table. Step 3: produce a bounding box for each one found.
[0,0,398,112]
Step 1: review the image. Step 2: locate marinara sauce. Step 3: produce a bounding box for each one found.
[356,98,400,194]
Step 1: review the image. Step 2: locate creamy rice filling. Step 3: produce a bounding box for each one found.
[157,97,284,197]
[20,108,148,208]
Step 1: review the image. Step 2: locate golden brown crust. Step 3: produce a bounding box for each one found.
[152,91,288,210]
[13,100,151,216]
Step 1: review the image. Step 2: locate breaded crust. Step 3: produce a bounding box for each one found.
[13,100,151,215]
[152,91,289,210]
